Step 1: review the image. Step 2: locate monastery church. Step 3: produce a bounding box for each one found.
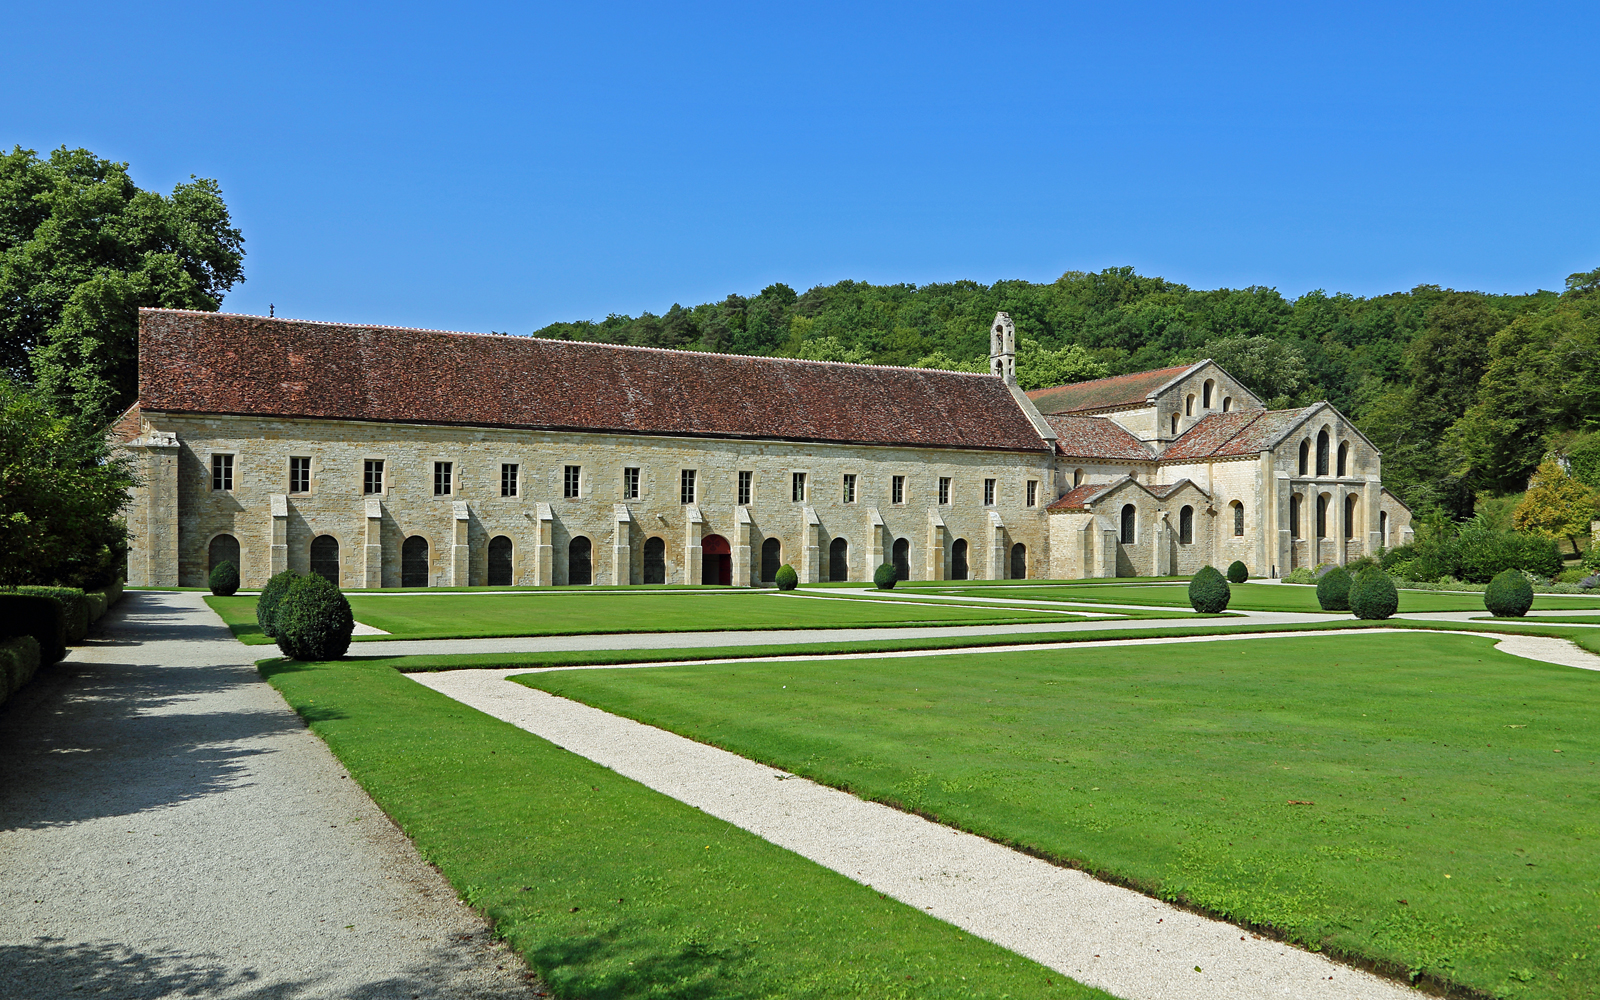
[115,309,1412,589]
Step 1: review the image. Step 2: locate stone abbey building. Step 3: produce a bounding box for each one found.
[116,309,1412,589]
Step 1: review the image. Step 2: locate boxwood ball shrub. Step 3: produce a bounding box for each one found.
[1484,568,1535,618]
[1188,565,1231,613]
[209,560,240,597]
[873,562,898,590]
[256,570,298,638]
[274,575,355,661]
[1316,566,1352,611]
[773,564,798,591]
[1348,568,1399,620]
[1226,560,1249,583]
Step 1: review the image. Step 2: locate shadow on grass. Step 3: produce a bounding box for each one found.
[523,928,753,1000]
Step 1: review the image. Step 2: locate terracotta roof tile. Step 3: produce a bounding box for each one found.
[1026,363,1197,414]
[136,311,1052,453]
[1045,482,1115,512]
[1161,407,1318,461]
[1045,415,1154,460]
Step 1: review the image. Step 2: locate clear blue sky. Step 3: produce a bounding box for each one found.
[5,2,1596,333]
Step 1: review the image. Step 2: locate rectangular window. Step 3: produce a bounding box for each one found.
[680,469,696,505]
[622,467,640,500]
[363,459,383,495]
[211,453,234,492]
[434,461,453,496]
[289,456,311,494]
[842,473,856,504]
[891,475,904,505]
[501,463,519,497]
[792,472,807,502]
[984,478,996,506]
[1026,480,1038,507]
[737,470,752,506]
[938,476,951,505]
[564,465,581,499]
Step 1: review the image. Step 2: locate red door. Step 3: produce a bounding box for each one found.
[702,534,732,585]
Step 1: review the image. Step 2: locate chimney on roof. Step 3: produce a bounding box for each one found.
[989,312,1016,385]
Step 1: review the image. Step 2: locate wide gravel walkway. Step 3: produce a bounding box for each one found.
[0,591,540,1000]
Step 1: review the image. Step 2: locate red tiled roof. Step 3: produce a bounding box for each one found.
[1161,407,1318,461]
[1045,415,1153,460]
[136,310,1052,453]
[1026,363,1197,414]
[1045,482,1116,511]
[108,402,142,445]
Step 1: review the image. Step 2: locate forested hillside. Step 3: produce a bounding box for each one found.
[534,267,1600,518]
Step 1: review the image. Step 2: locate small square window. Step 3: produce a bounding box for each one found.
[680,469,697,505]
[622,467,640,500]
[363,459,383,495]
[434,461,453,496]
[737,470,752,506]
[564,465,581,499]
[938,476,951,505]
[1026,480,1038,507]
[842,473,856,504]
[211,454,234,492]
[891,475,904,505]
[984,478,996,506]
[792,472,806,503]
[289,456,311,494]
[501,463,519,497]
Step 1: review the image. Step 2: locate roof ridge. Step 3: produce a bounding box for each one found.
[1028,361,1193,394]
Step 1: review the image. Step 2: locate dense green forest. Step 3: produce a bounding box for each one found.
[533,267,1600,519]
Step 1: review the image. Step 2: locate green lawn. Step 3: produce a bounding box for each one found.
[207,590,1098,644]
[519,632,1600,998]
[926,582,1600,615]
[260,657,1099,999]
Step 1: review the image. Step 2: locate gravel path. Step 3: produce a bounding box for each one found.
[0,592,541,1000]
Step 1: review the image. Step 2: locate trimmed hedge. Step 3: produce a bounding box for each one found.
[209,560,240,597]
[274,575,355,661]
[0,594,66,664]
[257,570,298,638]
[873,563,898,590]
[1349,569,1399,620]
[1225,560,1248,583]
[774,564,798,591]
[1485,569,1535,618]
[1188,565,1231,613]
[0,635,42,703]
[17,586,89,645]
[1316,566,1352,611]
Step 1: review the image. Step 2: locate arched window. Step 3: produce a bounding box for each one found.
[208,533,240,576]
[760,537,781,582]
[309,535,340,585]
[1316,494,1329,538]
[643,536,666,584]
[402,535,429,588]
[1203,380,1215,408]
[1222,396,1232,412]
[1290,495,1301,538]
[568,536,593,585]
[1231,500,1244,536]
[487,535,514,586]
[829,537,849,582]
[1171,412,1179,435]
[1120,504,1136,544]
[951,539,969,580]
[1337,441,1349,477]
[1344,494,1358,539]
[1380,510,1389,546]
[892,538,910,581]
[1298,438,1310,476]
[1316,428,1330,476]
[1185,394,1195,416]
[1179,505,1194,544]
[1010,543,1027,579]
[1073,468,1084,488]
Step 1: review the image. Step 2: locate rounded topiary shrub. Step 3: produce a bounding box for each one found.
[208,560,240,597]
[873,562,898,590]
[1226,560,1248,584]
[1484,568,1535,618]
[1188,565,1231,613]
[1348,568,1399,620]
[1316,566,1352,611]
[256,570,298,638]
[773,564,798,591]
[274,574,355,661]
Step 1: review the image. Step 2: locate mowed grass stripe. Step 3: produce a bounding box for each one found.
[260,658,1102,999]
[518,632,1600,998]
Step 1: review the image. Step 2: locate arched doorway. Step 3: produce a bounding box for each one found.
[760,537,781,583]
[1010,543,1026,579]
[487,535,514,586]
[892,538,910,581]
[309,535,340,585]
[829,537,849,582]
[209,534,240,575]
[643,536,666,584]
[951,539,968,580]
[568,536,592,585]
[702,533,731,586]
[402,535,430,588]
